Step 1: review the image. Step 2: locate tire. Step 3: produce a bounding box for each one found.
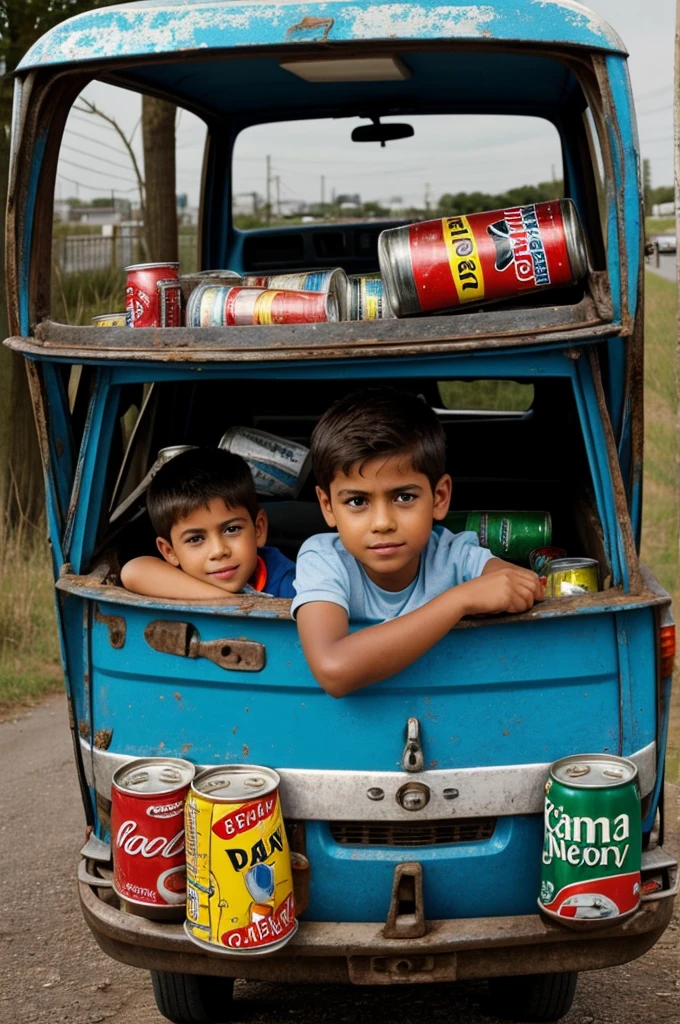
[150,971,235,1024]
[486,971,578,1022]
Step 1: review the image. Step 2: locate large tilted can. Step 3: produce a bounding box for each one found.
[444,510,551,564]
[378,199,587,317]
[539,754,641,928]
[219,426,311,499]
[242,268,349,321]
[347,273,394,320]
[184,765,297,955]
[186,284,338,326]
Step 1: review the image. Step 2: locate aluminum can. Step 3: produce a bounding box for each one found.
[219,427,311,499]
[92,312,129,327]
[529,546,568,576]
[157,278,183,327]
[125,261,179,327]
[545,557,599,597]
[539,754,641,928]
[444,510,551,564]
[184,765,297,955]
[111,757,196,919]
[109,444,196,524]
[186,284,338,327]
[179,270,242,305]
[347,273,394,320]
[243,268,349,320]
[379,199,587,317]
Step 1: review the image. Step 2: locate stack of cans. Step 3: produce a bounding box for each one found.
[186,284,338,326]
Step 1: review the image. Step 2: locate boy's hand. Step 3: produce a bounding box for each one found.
[457,565,544,617]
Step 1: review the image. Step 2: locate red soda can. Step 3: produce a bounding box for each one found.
[186,284,338,326]
[379,199,587,317]
[125,262,179,327]
[111,757,195,918]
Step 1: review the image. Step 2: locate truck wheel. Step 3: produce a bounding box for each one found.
[487,971,578,1022]
[150,971,235,1024]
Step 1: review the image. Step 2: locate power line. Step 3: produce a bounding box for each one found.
[60,144,139,174]
[58,156,139,185]
[635,84,672,103]
[57,173,139,194]
[63,127,133,156]
[639,102,673,116]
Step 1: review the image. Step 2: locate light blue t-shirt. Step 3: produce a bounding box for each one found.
[291,526,495,622]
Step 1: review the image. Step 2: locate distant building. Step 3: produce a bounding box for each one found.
[652,201,675,217]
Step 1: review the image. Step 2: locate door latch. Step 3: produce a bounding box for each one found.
[401,717,424,772]
[144,620,265,672]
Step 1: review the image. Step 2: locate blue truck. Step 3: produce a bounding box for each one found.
[5,2,677,1021]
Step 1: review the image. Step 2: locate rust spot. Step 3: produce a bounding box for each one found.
[94,728,113,750]
[503,730,510,736]
[55,437,65,457]
[94,605,126,649]
[78,719,90,739]
[428,759,439,770]
[244,707,250,713]
[181,742,193,753]
[242,744,250,758]
[232,725,238,734]
[173,692,182,704]
[286,15,333,41]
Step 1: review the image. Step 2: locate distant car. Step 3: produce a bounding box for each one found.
[650,233,677,254]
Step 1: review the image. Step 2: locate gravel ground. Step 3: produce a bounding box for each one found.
[1,694,678,1024]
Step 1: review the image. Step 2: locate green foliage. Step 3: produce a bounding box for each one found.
[649,185,674,206]
[436,180,564,217]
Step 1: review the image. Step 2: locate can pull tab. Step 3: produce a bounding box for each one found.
[402,718,424,773]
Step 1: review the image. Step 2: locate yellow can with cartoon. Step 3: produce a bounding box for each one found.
[184,765,297,955]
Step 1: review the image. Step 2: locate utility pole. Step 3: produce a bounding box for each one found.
[275,175,281,218]
[266,154,271,224]
[321,175,325,207]
[424,182,431,213]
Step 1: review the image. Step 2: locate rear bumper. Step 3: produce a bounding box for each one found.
[79,848,677,985]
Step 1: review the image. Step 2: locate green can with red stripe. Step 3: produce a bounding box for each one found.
[539,754,641,928]
[444,509,551,564]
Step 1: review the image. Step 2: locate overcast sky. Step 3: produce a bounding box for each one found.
[54,0,675,210]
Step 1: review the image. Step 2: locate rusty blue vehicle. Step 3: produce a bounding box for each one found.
[6,1,677,1021]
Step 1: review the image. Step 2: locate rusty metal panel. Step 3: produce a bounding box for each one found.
[18,2,627,73]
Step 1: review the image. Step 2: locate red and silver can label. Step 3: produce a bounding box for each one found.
[379,199,586,316]
[125,262,179,327]
[111,757,195,915]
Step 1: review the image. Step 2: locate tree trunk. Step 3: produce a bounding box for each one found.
[142,96,178,262]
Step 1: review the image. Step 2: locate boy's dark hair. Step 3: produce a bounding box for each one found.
[147,447,259,540]
[311,387,446,493]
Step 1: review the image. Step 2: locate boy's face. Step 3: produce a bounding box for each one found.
[157,498,267,594]
[316,453,451,592]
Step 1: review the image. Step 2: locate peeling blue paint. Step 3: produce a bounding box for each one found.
[18,0,625,72]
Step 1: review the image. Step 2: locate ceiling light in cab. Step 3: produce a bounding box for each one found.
[280,56,410,82]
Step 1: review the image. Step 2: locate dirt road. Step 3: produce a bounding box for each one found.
[2,695,678,1024]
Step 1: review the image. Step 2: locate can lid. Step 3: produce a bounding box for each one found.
[125,262,179,271]
[546,558,599,572]
[551,753,638,788]
[113,757,195,794]
[192,764,279,802]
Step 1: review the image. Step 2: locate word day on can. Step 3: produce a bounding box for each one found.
[186,284,337,326]
[540,754,641,927]
[348,274,394,320]
[243,268,349,320]
[92,312,130,327]
[111,757,195,919]
[219,426,311,499]
[545,557,599,597]
[184,765,297,955]
[125,262,179,327]
[444,510,551,565]
[378,198,587,317]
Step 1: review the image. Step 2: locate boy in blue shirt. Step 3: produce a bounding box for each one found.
[292,387,544,696]
[121,447,295,599]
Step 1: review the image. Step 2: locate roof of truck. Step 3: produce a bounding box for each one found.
[18,0,626,72]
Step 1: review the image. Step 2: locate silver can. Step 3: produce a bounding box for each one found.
[347,273,394,320]
[219,427,311,499]
[179,269,242,305]
[242,268,349,321]
[109,445,196,523]
[157,278,183,327]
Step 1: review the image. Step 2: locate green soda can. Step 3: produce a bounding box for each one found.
[539,754,641,928]
[444,510,551,564]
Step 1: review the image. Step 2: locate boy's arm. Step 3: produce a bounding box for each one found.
[297,564,543,698]
[120,557,230,600]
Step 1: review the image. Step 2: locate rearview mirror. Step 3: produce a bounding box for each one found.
[351,122,414,146]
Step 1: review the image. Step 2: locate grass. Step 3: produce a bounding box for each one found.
[642,271,679,784]
[0,517,62,713]
[646,217,675,235]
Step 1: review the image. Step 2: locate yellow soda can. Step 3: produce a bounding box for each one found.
[545,557,599,597]
[91,312,129,326]
[184,765,297,955]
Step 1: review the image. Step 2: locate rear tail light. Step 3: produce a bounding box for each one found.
[659,624,675,679]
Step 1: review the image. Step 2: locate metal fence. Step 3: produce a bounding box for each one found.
[53,227,199,274]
